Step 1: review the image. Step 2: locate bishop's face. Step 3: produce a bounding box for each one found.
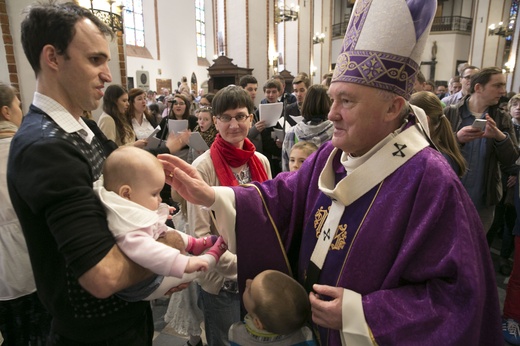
[328,82,400,157]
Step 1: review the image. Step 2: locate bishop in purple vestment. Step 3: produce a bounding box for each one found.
[160,0,502,344]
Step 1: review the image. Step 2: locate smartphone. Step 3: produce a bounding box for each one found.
[472,119,487,131]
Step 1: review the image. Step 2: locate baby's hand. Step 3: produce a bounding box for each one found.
[185,257,209,273]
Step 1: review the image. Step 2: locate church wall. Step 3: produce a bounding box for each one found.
[298,0,313,78]
[126,0,212,98]
[3,0,122,116]
[225,0,248,69]
[422,33,471,82]
[0,5,10,84]
[4,0,38,113]
[246,0,269,101]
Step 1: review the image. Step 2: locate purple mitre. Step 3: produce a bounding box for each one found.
[331,0,437,100]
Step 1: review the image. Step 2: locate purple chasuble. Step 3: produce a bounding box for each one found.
[232,142,502,346]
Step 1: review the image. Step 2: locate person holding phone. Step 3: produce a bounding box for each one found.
[472,118,487,131]
[444,67,519,232]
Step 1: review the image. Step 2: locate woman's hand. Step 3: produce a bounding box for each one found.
[255,120,267,132]
[165,131,191,153]
[133,139,147,148]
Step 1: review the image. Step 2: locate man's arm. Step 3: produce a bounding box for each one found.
[491,111,520,166]
[81,229,190,298]
[79,244,153,298]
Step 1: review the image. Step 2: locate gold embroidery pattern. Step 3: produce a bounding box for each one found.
[314,205,347,250]
[331,224,347,250]
[314,206,330,238]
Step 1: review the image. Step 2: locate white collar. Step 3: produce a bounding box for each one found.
[33,92,95,143]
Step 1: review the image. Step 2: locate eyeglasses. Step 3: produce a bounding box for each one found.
[216,114,250,122]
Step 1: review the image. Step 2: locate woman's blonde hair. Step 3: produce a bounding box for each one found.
[409,91,467,176]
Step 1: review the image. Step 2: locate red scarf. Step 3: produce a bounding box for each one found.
[210,134,268,186]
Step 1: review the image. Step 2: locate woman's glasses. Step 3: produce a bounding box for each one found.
[215,113,250,122]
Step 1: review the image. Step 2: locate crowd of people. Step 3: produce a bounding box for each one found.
[1,0,520,345]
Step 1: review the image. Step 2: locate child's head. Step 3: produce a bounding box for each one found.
[289,141,318,172]
[196,107,214,132]
[508,93,520,121]
[243,270,310,335]
[103,147,164,211]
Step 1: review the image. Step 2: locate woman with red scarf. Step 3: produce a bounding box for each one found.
[185,85,271,346]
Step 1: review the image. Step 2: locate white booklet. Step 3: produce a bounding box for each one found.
[271,128,285,142]
[188,132,210,152]
[144,136,162,150]
[144,126,162,149]
[290,115,304,124]
[259,103,283,127]
[168,119,189,134]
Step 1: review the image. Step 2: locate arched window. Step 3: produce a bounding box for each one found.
[123,0,145,47]
[195,0,206,58]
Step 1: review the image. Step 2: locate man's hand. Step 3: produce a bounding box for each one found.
[456,126,485,143]
[483,114,507,141]
[157,230,186,253]
[158,154,215,207]
[164,282,190,295]
[309,284,343,331]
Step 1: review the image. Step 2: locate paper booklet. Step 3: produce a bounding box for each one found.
[168,119,189,134]
[188,132,210,152]
[259,102,283,127]
[271,128,285,142]
[144,126,162,149]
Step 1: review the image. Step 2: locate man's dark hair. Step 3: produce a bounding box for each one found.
[263,79,283,93]
[212,85,255,116]
[470,67,502,94]
[293,74,310,88]
[239,75,258,88]
[21,2,113,76]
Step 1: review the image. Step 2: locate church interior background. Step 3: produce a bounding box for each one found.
[1,0,520,118]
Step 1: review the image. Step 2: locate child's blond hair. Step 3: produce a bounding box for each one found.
[290,141,318,157]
